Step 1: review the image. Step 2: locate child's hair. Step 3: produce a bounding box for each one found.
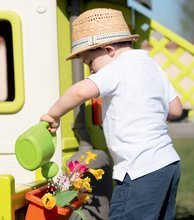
[111,41,134,49]
[84,41,133,54]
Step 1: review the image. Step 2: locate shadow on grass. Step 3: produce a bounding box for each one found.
[175,216,194,220]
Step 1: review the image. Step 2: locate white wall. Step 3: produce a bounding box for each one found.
[0,0,62,185]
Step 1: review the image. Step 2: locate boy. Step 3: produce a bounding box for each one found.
[41,8,182,219]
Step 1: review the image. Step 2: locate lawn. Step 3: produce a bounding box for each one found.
[174,139,194,220]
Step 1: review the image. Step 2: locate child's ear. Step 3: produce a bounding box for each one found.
[104,45,115,57]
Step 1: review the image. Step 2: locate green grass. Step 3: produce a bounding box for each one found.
[174,139,194,219]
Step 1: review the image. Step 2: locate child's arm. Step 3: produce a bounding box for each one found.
[167,96,182,121]
[40,79,99,132]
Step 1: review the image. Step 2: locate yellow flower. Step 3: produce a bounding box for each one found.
[73,177,92,192]
[82,177,92,192]
[79,154,85,162]
[41,193,56,210]
[84,152,97,165]
[89,168,105,180]
[77,193,90,204]
[73,178,83,190]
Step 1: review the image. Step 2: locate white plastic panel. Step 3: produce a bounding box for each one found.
[0,0,62,184]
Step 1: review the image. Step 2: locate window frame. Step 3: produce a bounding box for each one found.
[0,11,24,114]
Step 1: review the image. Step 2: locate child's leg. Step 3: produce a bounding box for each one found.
[109,162,180,220]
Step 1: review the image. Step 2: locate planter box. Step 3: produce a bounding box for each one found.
[25,186,73,220]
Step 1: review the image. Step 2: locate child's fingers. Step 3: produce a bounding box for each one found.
[40,114,60,132]
[49,121,60,132]
[48,127,58,133]
[40,114,54,123]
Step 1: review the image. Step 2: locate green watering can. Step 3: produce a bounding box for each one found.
[15,121,59,179]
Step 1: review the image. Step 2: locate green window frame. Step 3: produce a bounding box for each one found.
[0,11,24,113]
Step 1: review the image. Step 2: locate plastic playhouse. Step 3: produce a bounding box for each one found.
[0,0,194,219]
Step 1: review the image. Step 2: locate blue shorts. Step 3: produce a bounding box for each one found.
[109,162,180,220]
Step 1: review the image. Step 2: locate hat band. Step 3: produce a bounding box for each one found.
[72,32,131,52]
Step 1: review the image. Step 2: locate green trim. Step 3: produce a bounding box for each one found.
[0,11,24,114]
[0,175,14,219]
[57,0,79,150]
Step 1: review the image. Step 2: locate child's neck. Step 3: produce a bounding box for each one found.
[114,46,132,59]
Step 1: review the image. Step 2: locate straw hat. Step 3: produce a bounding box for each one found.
[66,8,139,60]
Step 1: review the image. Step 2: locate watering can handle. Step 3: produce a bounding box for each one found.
[40,121,50,128]
[40,121,57,148]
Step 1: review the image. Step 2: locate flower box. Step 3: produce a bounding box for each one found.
[25,186,74,220]
[24,151,104,220]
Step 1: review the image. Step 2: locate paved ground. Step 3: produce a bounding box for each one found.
[168,122,194,139]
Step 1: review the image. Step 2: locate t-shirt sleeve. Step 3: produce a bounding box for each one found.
[87,67,119,97]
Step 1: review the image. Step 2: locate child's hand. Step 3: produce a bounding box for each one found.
[40,114,60,133]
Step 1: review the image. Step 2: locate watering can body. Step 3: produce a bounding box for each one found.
[15,121,59,178]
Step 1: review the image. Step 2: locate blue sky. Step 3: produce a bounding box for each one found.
[153,0,183,36]
[128,0,193,42]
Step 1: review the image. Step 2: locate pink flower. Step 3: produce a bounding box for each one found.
[68,160,88,174]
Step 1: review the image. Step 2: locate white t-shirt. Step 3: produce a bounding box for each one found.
[88,49,180,181]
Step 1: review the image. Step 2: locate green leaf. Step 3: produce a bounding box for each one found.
[75,208,88,220]
[54,190,78,207]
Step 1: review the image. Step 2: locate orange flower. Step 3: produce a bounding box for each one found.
[41,193,56,210]
[77,193,90,204]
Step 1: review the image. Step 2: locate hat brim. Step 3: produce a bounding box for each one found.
[66,34,139,60]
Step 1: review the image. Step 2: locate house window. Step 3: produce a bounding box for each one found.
[0,21,14,102]
[0,12,24,113]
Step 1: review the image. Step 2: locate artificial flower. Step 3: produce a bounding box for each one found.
[89,168,105,180]
[41,193,56,210]
[68,160,88,173]
[56,174,71,191]
[84,151,97,165]
[77,193,90,204]
[40,151,104,219]
[79,154,85,162]
[70,171,81,182]
[73,178,83,190]
[82,177,92,192]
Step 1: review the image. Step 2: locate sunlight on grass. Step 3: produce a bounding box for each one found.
[174,139,194,219]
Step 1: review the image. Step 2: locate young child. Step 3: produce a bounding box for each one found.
[41,8,182,220]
